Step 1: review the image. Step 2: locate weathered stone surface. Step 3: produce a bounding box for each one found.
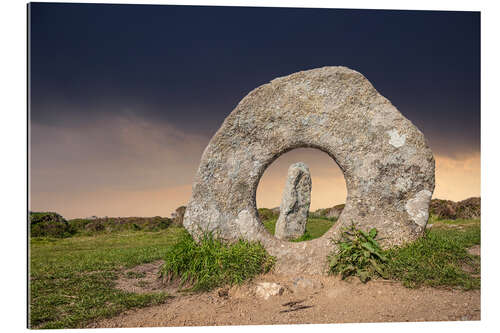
[255,282,284,300]
[275,162,311,240]
[184,66,435,274]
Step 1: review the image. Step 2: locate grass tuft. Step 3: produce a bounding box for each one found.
[385,223,480,290]
[160,232,275,291]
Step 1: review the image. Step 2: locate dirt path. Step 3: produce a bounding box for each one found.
[89,268,480,328]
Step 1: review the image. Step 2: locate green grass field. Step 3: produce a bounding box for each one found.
[386,218,480,289]
[29,227,187,329]
[326,218,480,289]
[262,217,335,241]
[29,217,480,329]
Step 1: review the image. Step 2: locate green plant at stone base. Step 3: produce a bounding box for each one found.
[327,223,388,283]
[159,232,275,292]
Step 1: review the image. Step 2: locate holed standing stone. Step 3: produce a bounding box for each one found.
[183,66,435,274]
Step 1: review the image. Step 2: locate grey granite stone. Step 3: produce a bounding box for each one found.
[183,66,435,274]
[275,162,311,241]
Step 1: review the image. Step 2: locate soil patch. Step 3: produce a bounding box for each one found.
[92,272,480,328]
[115,260,191,297]
[467,245,481,256]
[115,260,169,295]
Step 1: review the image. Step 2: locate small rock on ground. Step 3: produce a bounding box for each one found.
[467,245,480,256]
[255,282,284,300]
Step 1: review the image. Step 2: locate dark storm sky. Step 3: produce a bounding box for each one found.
[30,3,480,156]
[29,3,480,218]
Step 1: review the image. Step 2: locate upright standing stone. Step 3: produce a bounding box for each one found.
[275,162,311,240]
[171,206,186,226]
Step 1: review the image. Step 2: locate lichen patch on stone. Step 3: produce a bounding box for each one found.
[387,129,407,148]
[406,190,433,227]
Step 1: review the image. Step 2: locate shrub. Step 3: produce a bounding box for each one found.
[30,212,75,238]
[67,216,173,235]
[257,208,278,221]
[84,221,106,233]
[429,197,481,220]
[327,224,387,283]
[149,216,171,231]
[160,232,275,291]
[67,218,93,231]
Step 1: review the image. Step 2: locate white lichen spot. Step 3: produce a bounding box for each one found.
[405,190,432,227]
[387,129,406,148]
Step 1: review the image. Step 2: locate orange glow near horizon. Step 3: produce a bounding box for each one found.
[256,148,347,211]
[433,153,480,201]
[29,116,480,219]
[256,150,480,211]
[30,150,480,220]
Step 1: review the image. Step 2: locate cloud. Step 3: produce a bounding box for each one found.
[30,120,480,219]
[29,114,207,218]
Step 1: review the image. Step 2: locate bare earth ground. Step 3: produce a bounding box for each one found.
[89,259,480,328]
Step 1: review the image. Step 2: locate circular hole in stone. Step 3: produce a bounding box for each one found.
[256,148,347,242]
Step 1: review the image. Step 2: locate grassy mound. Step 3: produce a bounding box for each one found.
[30,212,75,238]
[160,233,275,291]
